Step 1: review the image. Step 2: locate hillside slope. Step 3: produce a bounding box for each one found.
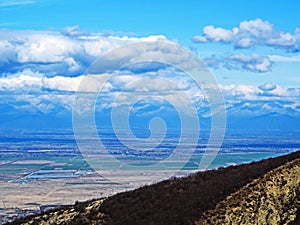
[7,150,300,225]
[197,158,300,225]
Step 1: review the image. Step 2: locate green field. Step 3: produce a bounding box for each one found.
[0,156,93,176]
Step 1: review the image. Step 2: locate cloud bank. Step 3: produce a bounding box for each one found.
[1,68,299,117]
[0,26,299,131]
[0,29,166,77]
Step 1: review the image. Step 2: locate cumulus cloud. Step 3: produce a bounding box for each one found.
[0,72,81,93]
[204,53,272,73]
[228,54,272,72]
[193,18,300,52]
[193,26,238,43]
[258,82,277,91]
[0,28,167,77]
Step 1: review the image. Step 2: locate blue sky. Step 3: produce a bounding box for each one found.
[0,0,300,131]
[1,0,300,38]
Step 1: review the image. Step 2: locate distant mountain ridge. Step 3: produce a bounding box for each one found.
[6,150,300,225]
[1,98,300,131]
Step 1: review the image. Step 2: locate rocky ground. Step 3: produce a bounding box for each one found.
[197,158,300,225]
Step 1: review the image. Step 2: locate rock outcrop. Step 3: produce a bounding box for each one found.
[197,158,300,225]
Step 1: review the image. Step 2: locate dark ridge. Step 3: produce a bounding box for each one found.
[6,150,300,225]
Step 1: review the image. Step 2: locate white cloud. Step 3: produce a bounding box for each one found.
[228,54,272,72]
[192,26,238,43]
[221,83,298,102]
[220,83,300,117]
[42,76,82,92]
[0,70,82,93]
[0,29,167,76]
[62,25,90,37]
[0,0,36,7]
[204,53,272,73]
[0,27,299,119]
[193,18,300,51]
[0,66,209,116]
[16,35,75,63]
[221,84,258,100]
[0,40,16,65]
[1,67,300,118]
[239,18,273,38]
[258,82,277,91]
[269,54,300,62]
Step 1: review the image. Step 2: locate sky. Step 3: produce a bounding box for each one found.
[1,1,300,41]
[0,0,300,131]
